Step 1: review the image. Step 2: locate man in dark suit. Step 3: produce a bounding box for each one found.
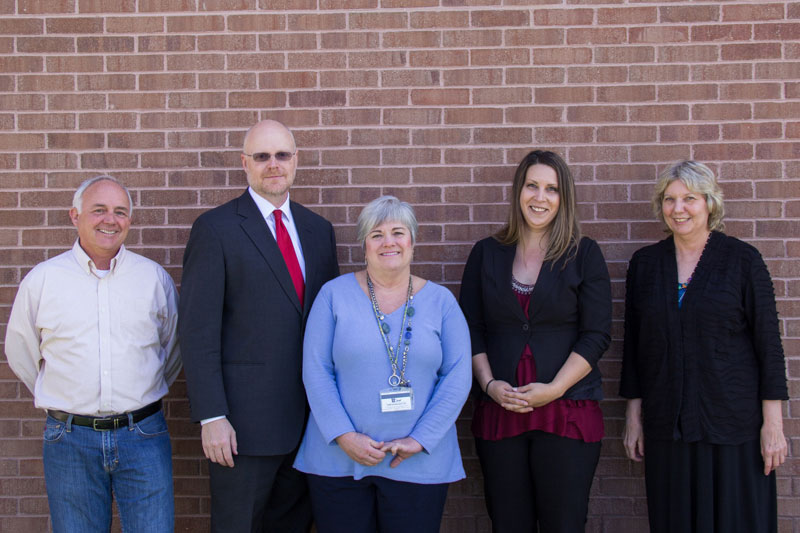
[179,119,340,532]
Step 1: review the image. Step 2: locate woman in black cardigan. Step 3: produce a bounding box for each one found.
[621,160,788,533]
[460,150,611,532]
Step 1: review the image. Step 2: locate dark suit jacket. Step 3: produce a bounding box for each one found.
[178,190,339,456]
[460,236,611,401]
[620,231,788,444]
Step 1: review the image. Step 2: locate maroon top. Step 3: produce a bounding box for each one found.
[472,290,604,443]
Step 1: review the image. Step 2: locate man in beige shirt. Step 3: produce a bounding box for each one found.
[5,175,180,532]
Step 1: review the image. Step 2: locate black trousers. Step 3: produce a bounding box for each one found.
[307,474,449,533]
[475,430,601,533]
[209,453,312,533]
[644,438,777,533]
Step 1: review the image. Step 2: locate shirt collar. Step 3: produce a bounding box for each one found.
[247,187,294,224]
[71,239,126,276]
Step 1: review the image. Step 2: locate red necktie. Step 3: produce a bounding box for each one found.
[273,210,305,308]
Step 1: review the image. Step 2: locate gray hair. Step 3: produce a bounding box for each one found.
[356,195,419,246]
[72,175,133,215]
[652,160,725,233]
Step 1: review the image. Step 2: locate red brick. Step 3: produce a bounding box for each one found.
[384,30,440,48]
[444,107,502,125]
[0,17,42,34]
[17,36,74,53]
[658,45,718,63]
[505,28,563,46]
[598,126,656,143]
[79,0,135,11]
[349,51,405,68]
[17,74,74,92]
[167,54,224,71]
[722,43,782,61]
[167,131,226,149]
[474,127,532,145]
[410,50,468,67]
[45,56,102,72]
[77,74,136,91]
[411,128,469,146]
[20,153,78,170]
[567,27,626,45]
[410,10,469,28]
[80,152,136,169]
[166,15,224,32]
[691,24,751,42]
[200,73,256,90]
[18,0,75,13]
[692,103,751,121]
[755,23,800,40]
[261,71,318,89]
[691,63,753,81]
[443,29,501,47]
[534,47,591,65]
[599,47,654,66]
[108,93,166,110]
[597,7,656,25]
[141,112,198,129]
[534,8,593,25]
[723,3,784,21]
[199,0,254,8]
[200,110,259,128]
[18,113,75,131]
[631,65,689,82]
[721,83,782,101]
[630,144,691,162]
[349,11,407,29]
[506,106,564,124]
[47,133,104,150]
[660,124,720,143]
[322,108,381,126]
[168,92,226,109]
[597,85,655,103]
[569,66,627,84]
[756,63,800,80]
[567,105,626,123]
[321,0,376,7]
[289,90,346,108]
[109,132,165,149]
[79,112,136,130]
[138,35,196,52]
[107,54,164,72]
[350,89,408,106]
[535,86,592,104]
[321,32,378,49]
[629,26,689,44]
[48,94,105,111]
[569,146,628,164]
[288,52,346,69]
[106,15,163,33]
[383,147,441,165]
[629,105,689,122]
[756,142,800,160]
[506,67,564,85]
[474,87,531,105]
[535,126,593,144]
[258,0,315,8]
[411,89,469,106]
[660,5,720,23]
[228,13,284,31]
[0,56,43,73]
[383,70,439,87]
[694,143,755,161]
[288,13,345,31]
[76,36,134,53]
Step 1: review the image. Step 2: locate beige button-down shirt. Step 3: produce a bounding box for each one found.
[5,241,181,416]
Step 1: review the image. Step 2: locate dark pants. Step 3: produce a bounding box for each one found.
[209,453,311,533]
[644,438,777,533]
[475,430,601,533]
[307,474,449,533]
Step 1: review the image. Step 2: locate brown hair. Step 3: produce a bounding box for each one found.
[495,150,581,265]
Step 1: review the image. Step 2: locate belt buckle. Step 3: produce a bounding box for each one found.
[92,417,119,431]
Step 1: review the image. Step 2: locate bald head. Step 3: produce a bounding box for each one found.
[243,120,296,154]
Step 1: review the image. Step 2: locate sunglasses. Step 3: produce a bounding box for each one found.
[243,151,295,163]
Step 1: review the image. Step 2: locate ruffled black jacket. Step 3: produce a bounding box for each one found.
[620,231,788,444]
[460,236,612,401]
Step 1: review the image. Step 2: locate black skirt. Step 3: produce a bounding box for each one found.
[644,438,777,533]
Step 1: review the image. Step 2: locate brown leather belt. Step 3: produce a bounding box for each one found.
[47,400,162,431]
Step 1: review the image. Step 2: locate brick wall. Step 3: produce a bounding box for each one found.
[1,1,799,531]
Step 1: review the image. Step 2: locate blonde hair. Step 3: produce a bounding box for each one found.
[652,160,725,233]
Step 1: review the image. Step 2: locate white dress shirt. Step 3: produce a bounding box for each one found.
[5,240,181,416]
[247,187,306,279]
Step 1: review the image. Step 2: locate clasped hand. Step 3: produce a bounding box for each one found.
[336,432,422,468]
[487,380,561,413]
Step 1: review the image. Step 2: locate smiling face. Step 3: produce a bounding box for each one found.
[364,220,414,275]
[242,120,297,208]
[69,179,131,268]
[519,164,560,233]
[661,179,710,240]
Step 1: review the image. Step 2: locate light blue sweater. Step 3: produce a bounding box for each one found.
[293,273,472,484]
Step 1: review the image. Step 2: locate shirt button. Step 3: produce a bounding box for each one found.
[522,324,529,331]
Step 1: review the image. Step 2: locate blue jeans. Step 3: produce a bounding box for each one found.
[42,411,174,533]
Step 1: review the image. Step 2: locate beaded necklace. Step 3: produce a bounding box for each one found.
[366,272,415,387]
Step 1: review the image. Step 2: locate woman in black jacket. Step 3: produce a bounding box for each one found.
[621,160,788,533]
[460,150,611,532]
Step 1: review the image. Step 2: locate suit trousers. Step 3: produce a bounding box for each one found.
[209,452,311,533]
[475,430,601,533]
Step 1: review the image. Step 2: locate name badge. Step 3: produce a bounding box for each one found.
[380,387,414,413]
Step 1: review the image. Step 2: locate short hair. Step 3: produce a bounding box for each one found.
[356,195,419,246]
[495,150,581,265]
[652,160,725,233]
[72,175,133,215]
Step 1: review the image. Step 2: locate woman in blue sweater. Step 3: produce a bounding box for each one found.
[294,195,472,533]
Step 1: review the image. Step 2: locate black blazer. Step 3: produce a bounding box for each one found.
[620,231,788,444]
[178,191,339,456]
[460,236,611,401]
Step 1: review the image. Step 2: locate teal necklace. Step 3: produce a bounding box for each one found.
[366,272,414,387]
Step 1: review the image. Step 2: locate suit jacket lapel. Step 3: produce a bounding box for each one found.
[530,259,559,319]
[493,243,528,323]
[237,192,303,314]
[291,201,318,317]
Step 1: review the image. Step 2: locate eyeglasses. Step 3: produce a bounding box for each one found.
[243,151,295,163]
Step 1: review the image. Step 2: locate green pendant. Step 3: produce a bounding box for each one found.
[381,322,390,334]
